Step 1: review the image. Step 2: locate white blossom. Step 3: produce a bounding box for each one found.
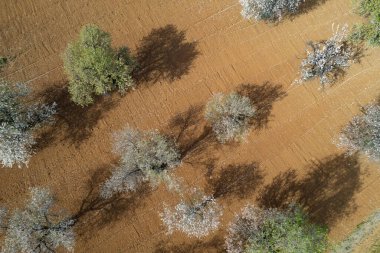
[225,205,269,253]
[0,80,56,168]
[160,193,222,238]
[205,93,255,143]
[101,127,181,198]
[0,188,75,253]
[338,104,380,161]
[240,0,304,21]
[298,25,354,86]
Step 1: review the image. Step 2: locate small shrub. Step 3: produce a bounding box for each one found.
[160,191,222,238]
[205,92,255,143]
[226,205,327,253]
[101,127,181,198]
[350,0,380,46]
[338,104,380,161]
[63,25,134,106]
[0,57,7,69]
[298,25,354,86]
[0,80,56,168]
[0,188,75,253]
[239,0,304,22]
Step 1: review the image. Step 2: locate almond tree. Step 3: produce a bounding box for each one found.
[240,0,304,22]
[298,25,354,86]
[0,188,75,253]
[205,92,255,143]
[338,104,380,161]
[0,80,56,168]
[226,205,327,253]
[101,127,181,198]
[160,190,222,238]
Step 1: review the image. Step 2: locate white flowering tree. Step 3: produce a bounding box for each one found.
[0,80,56,168]
[239,0,305,22]
[160,190,222,238]
[338,104,380,161]
[205,92,255,143]
[298,25,354,86]
[225,205,327,253]
[101,127,181,198]
[0,188,75,253]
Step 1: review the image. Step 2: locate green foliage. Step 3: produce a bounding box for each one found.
[350,0,380,46]
[0,57,7,69]
[63,25,134,106]
[370,240,380,253]
[244,206,327,253]
[357,0,380,16]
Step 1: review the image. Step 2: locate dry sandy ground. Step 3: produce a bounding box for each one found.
[1,0,380,252]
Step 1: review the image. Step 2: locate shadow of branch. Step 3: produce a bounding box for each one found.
[237,82,287,130]
[72,165,151,236]
[209,162,265,200]
[164,105,221,168]
[154,235,224,253]
[34,82,118,148]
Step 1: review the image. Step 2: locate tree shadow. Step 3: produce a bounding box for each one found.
[237,82,287,130]
[165,105,222,167]
[209,162,265,199]
[154,235,224,253]
[72,165,151,237]
[256,169,299,209]
[295,0,329,17]
[257,153,363,226]
[34,82,118,148]
[134,24,200,84]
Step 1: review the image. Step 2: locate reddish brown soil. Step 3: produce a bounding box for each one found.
[1,0,380,252]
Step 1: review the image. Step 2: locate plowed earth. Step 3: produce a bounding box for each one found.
[1,0,380,252]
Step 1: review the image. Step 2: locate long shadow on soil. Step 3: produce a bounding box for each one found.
[154,235,224,253]
[238,82,287,130]
[134,24,199,84]
[35,82,118,148]
[72,165,151,237]
[257,153,363,226]
[298,0,328,15]
[165,105,222,169]
[209,162,265,200]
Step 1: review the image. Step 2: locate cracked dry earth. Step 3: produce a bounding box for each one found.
[1,0,380,252]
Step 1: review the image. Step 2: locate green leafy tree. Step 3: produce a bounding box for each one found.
[350,0,380,46]
[63,25,134,106]
[226,205,327,253]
